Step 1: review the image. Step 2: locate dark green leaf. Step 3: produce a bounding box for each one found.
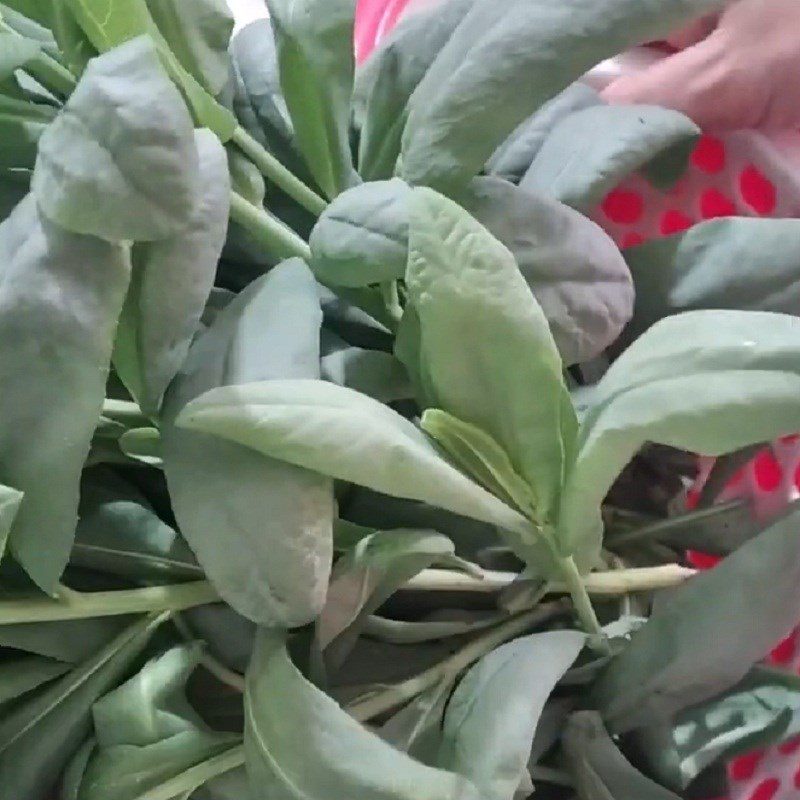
[400,0,720,193]
[176,378,532,541]
[486,83,599,183]
[403,186,576,526]
[438,631,585,800]
[143,0,234,95]
[520,105,699,212]
[60,738,95,800]
[72,467,199,582]
[563,711,681,799]
[162,259,334,627]
[266,0,358,198]
[0,613,164,800]
[623,217,800,345]
[0,195,130,591]
[244,628,482,799]
[114,128,230,414]
[0,655,70,706]
[356,0,473,181]
[0,92,55,171]
[592,505,800,731]
[78,643,238,800]
[33,36,201,241]
[182,604,255,674]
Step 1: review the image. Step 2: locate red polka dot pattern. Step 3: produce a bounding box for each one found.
[770,635,795,666]
[700,188,737,219]
[620,231,644,249]
[754,450,783,492]
[660,209,694,235]
[601,189,644,224]
[748,778,780,800]
[740,165,777,215]
[691,135,727,173]
[731,752,764,781]
[779,737,800,756]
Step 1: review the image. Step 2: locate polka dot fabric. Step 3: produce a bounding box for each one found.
[353,5,800,797]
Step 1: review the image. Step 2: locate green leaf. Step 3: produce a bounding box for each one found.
[162,259,334,628]
[0,617,136,663]
[117,427,162,466]
[559,310,800,562]
[356,0,473,181]
[0,31,41,80]
[113,128,230,414]
[0,195,130,592]
[563,711,681,800]
[143,0,234,95]
[460,177,633,366]
[71,467,200,583]
[520,104,699,212]
[0,92,56,171]
[266,0,358,199]
[228,19,308,182]
[33,36,201,242]
[591,505,800,732]
[63,0,236,138]
[78,644,238,800]
[192,768,252,800]
[0,655,70,707]
[400,0,720,193]
[319,529,456,667]
[320,341,412,403]
[51,0,96,75]
[438,631,585,800]
[421,409,536,518]
[623,217,800,345]
[0,613,165,800]
[176,378,532,542]
[60,737,95,800]
[309,178,410,287]
[486,82,599,183]
[0,3,58,53]
[669,666,800,787]
[244,628,482,800]
[0,0,52,27]
[403,186,576,524]
[0,483,22,561]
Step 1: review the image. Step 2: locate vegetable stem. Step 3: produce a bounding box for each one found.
[346,601,568,722]
[131,744,245,800]
[231,126,327,216]
[229,190,312,261]
[0,581,219,625]
[27,51,77,96]
[101,398,150,427]
[556,555,605,643]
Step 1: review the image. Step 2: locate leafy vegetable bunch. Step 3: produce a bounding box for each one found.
[3,0,800,798]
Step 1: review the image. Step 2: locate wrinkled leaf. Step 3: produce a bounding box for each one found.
[520,104,699,212]
[114,128,230,414]
[486,83,599,183]
[33,36,201,242]
[403,186,576,524]
[592,505,800,731]
[143,0,234,95]
[266,0,358,198]
[563,711,681,799]
[162,259,334,628]
[0,613,164,800]
[78,643,238,800]
[177,378,532,542]
[0,195,130,591]
[401,0,720,193]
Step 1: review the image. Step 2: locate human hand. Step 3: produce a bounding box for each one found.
[602,0,800,129]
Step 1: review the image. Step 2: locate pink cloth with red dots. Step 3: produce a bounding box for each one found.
[354,3,800,797]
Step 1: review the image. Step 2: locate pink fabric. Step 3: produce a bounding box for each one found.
[354,4,800,797]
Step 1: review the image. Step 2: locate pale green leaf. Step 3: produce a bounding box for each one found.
[0,195,130,592]
[520,104,699,212]
[33,36,201,242]
[266,0,358,198]
[0,483,22,561]
[0,31,41,80]
[162,260,335,628]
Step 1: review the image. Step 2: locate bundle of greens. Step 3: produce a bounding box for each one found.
[2,0,800,798]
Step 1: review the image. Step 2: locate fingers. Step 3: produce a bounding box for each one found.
[665,13,720,50]
[600,31,757,129]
